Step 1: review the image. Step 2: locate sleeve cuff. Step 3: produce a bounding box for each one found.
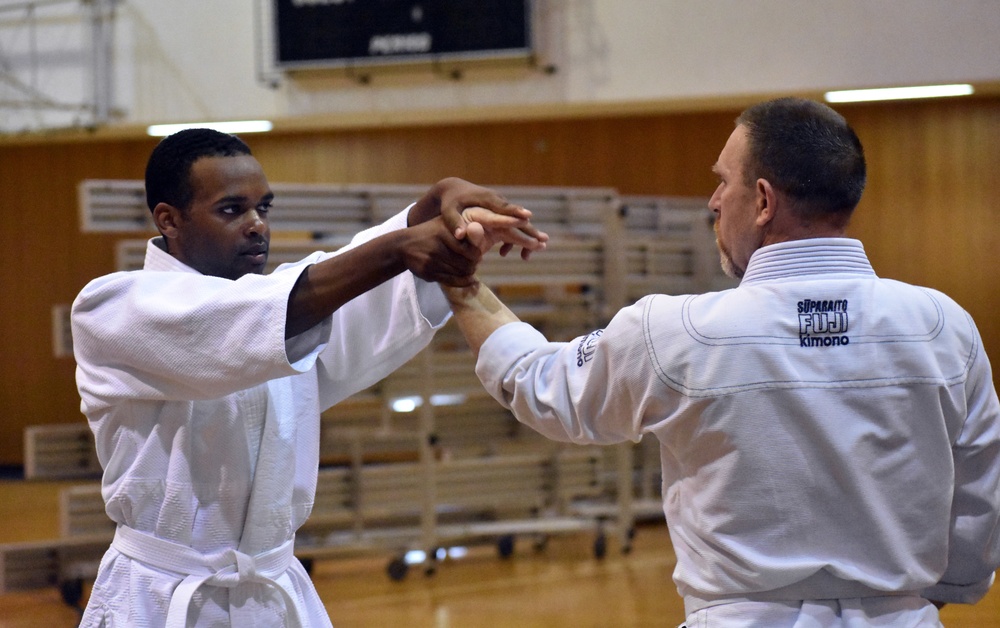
[416,282,452,329]
[285,317,333,367]
[475,322,548,407]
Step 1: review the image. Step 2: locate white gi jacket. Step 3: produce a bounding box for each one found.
[72,210,450,627]
[476,238,1000,626]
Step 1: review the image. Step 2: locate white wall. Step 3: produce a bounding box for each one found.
[579,1,1000,101]
[6,0,999,134]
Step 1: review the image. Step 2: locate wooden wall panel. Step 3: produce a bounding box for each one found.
[254,113,733,195]
[0,98,996,465]
[0,139,157,465]
[843,99,1000,362]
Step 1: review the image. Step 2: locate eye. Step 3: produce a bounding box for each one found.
[257,202,272,214]
[220,205,240,215]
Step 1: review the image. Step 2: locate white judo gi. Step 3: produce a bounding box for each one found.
[72,210,450,627]
[475,238,1000,627]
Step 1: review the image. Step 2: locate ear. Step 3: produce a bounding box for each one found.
[754,178,778,227]
[152,202,183,239]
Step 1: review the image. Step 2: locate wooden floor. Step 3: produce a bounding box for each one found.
[2,480,999,627]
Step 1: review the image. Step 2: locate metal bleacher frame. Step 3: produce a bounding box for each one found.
[4,180,723,598]
[23,423,101,480]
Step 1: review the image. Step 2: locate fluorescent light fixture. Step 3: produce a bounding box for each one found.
[404,550,427,565]
[146,120,273,136]
[824,84,974,104]
[430,393,467,407]
[390,396,423,413]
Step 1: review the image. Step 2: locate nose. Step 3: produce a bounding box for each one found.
[244,209,268,237]
[707,187,722,230]
[708,183,722,213]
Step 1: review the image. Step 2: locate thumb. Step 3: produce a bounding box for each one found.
[463,221,491,253]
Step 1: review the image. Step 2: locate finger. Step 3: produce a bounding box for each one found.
[463,222,490,253]
[440,201,467,239]
[462,207,531,230]
[492,226,548,250]
[428,216,480,262]
[439,275,478,288]
[484,199,530,220]
[462,208,549,247]
[456,188,522,218]
[420,255,478,284]
[499,243,514,257]
[439,243,483,276]
[447,231,485,263]
[518,222,550,243]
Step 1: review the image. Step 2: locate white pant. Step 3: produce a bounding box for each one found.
[682,596,941,627]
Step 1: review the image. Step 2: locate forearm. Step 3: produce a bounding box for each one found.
[286,230,409,338]
[442,282,521,358]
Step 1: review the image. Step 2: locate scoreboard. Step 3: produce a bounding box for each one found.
[272,0,533,69]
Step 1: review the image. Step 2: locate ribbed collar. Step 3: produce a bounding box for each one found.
[740,238,876,285]
[143,237,201,274]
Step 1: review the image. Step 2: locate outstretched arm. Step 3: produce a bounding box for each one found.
[285,178,546,339]
[441,282,522,359]
[286,216,480,338]
[443,281,661,447]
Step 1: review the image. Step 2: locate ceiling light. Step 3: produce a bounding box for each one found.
[390,396,423,413]
[146,120,273,136]
[824,84,974,104]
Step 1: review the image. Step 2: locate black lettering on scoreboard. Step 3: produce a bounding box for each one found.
[273,0,533,69]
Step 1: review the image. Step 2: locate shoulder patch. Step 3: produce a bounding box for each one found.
[575,329,604,366]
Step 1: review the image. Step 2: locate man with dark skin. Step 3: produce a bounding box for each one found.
[71,128,546,627]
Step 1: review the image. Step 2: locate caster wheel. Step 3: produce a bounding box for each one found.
[387,557,409,581]
[497,534,515,559]
[60,579,84,607]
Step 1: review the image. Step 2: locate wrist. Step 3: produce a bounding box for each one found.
[408,184,444,226]
[377,228,412,276]
[442,282,481,306]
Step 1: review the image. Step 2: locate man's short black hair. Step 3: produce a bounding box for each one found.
[737,98,866,223]
[144,128,252,212]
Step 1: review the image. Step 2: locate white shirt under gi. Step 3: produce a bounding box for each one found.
[72,209,450,627]
[475,238,1000,627]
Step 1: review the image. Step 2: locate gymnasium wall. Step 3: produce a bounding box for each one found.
[0,95,997,465]
[110,1,1000,129]
[5,1,1000,135]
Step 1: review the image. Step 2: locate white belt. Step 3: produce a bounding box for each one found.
[112,525,302,628]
